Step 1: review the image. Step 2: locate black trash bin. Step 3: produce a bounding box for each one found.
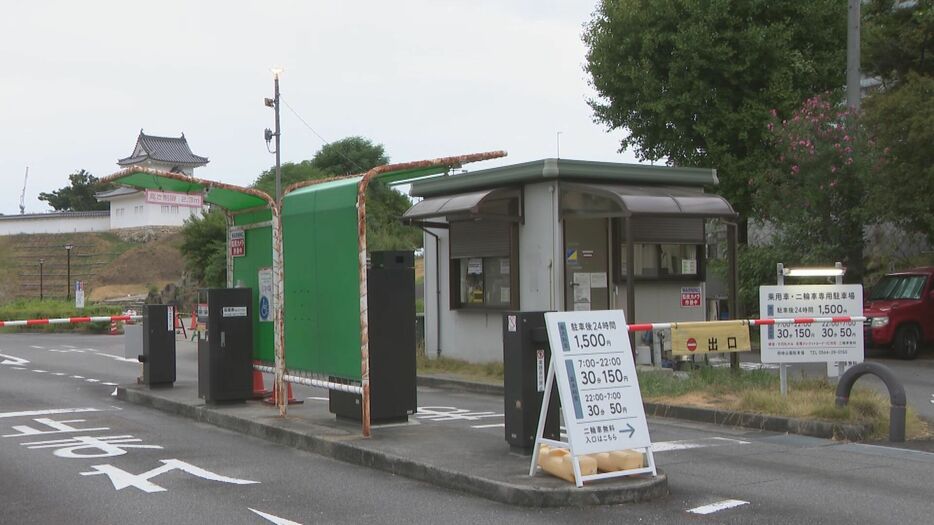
[502,311,560,453]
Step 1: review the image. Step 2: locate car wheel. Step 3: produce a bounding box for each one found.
[894,325,921,360]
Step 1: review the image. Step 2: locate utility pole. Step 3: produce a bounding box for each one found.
[847,0,861,111]
[265,68,283,203]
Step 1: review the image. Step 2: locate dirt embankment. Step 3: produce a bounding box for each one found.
[90,233,186,301]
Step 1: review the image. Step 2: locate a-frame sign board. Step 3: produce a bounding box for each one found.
[529,310,657,487]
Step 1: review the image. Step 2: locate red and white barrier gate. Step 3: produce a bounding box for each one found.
[626,315,865,333]
[0,314,142,328]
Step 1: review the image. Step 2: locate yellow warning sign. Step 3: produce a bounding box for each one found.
[670,321,751,356]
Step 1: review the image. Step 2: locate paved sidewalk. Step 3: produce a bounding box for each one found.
[118,382,668,507]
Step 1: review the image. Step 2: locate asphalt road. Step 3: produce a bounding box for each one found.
[1,332,934,524]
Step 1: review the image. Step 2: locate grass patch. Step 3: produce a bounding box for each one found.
[414,358,930,441]
[0,298,124,334]
[640,368,930,441]
[416,354,503,384]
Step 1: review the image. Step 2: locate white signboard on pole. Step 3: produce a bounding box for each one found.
[74,281,85,309]
[759,284,864,364]
[530,310,656,487]
[258,267,274,323]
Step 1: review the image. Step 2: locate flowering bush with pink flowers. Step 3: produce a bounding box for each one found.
[751,93,886,282]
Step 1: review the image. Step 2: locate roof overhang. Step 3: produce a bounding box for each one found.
[562,183,737,219]
[409,158,719,198]
[100,167,271,212]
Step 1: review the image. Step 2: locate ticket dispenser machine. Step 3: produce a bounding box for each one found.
[329,251,417,423]
[503,311,560,453]
[198,288,253,403]
[140,304,176,387]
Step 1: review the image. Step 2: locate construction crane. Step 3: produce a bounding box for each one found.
[19,166,28,214]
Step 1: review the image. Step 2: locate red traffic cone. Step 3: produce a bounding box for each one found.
[263,381,304,406]
[252,361,272,399]
[109,320,119,335]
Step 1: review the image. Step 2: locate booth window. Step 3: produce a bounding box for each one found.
[450,220,518,309]
[619,243,703,279]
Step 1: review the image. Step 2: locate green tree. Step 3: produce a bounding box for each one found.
[751,93,885,283]
[311,136,389,176]
[251,136,421,250]
[863,74,934,242]
[38,169,113,211]
[252,161,328,198]
[584,0,847,238]
[863,0,933,86]
[180,210,227,287]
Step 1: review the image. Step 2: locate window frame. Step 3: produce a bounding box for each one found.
[449,220,520,311]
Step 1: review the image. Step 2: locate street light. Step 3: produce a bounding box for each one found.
[65,243,74,300]
[38,259,44,300]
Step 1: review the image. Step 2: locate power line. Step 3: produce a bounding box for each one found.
[280,97,365,174]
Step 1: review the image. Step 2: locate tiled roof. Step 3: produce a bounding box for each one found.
[0,211,109,221]
[117,131,209,167]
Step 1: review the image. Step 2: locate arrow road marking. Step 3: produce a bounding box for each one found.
[688,499,749,515]
[652,437,750,453]
[249,508,303,525]
[0,353,29,366]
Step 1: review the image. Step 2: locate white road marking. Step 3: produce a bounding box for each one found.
[0,408,102,419]
[29,346,45,349]
[52,372,66,376]
[103,382,118,386]
[688,499,749,515]
[81,459,260,493]
[72,375,85,379]
[249,508,303,525]
[471,423,505,429]
[85,379,100,383]
[0,353,30,366]
[652,437,750,453]
[112,388,119,397]
[11,367,26,371]
[32,369,47,373]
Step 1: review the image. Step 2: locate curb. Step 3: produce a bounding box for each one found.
[418,374,872,441]
[118,386,668,507]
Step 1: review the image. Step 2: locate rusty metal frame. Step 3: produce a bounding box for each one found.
[284,151,506,437]
[101,167,289,417]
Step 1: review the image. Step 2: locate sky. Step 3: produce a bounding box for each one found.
[0,0,644,215]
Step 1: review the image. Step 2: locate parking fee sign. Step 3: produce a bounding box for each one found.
[759,284,864,364]
[543,310,652,455]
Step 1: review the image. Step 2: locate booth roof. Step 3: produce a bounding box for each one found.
[409,158,718,198]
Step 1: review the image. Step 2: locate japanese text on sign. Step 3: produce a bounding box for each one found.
[670,321,751,356]
[229,229,245,258]
[544,310,651,456]
[680,286,702,308]
[758,284,864,364]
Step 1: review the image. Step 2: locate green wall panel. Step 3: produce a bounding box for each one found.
[283,177,362,380]
[231,219,275,363]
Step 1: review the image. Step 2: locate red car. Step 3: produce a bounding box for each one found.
[863,267,934,359]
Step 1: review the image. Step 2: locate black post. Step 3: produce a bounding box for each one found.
[65,244,73,300]
[38,259,44,300]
